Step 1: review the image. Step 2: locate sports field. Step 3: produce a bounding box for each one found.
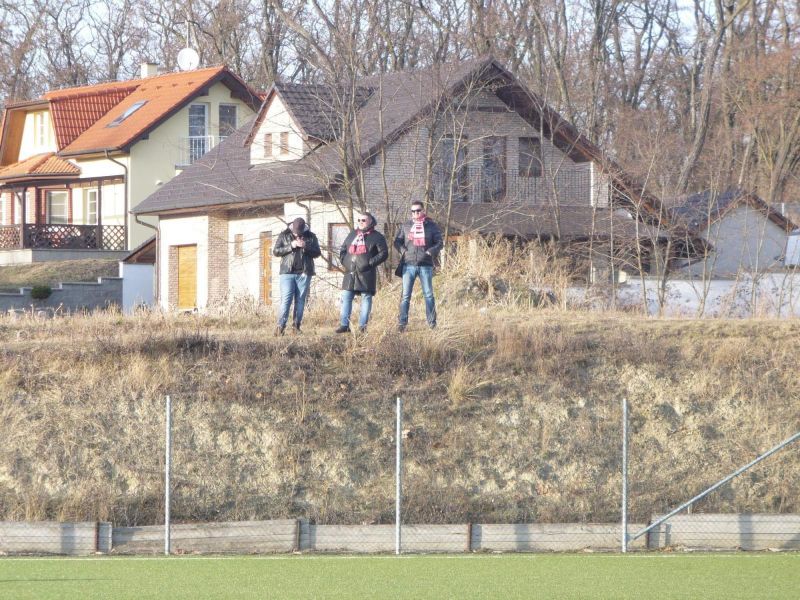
[0,554,797,599]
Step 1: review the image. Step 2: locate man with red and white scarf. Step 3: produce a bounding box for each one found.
[393,200,443,331]
[336,212,388,333]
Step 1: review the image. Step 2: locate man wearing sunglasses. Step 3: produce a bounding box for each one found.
[393,200,443,331]
[335,212,388,333]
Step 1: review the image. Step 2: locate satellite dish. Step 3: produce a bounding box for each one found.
[177,47,200,71]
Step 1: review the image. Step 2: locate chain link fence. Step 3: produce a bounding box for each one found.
[0,392,797,556]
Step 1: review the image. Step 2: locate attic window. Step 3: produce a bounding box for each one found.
[107,101,147,127]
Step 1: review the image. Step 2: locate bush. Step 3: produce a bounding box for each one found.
[30,285,52,300]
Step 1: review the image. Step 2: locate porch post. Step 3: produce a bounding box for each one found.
[97,183,103,249]
[20,187,27,248]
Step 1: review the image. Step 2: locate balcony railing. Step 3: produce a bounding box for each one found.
[0,224,126,251]
[177,135,221,166]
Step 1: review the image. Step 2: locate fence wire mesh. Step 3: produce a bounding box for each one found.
[0,391,797,556]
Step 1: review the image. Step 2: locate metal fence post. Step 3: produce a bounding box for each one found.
[621,397,628,553]
[165,394,172,556]
[396,396,402,556]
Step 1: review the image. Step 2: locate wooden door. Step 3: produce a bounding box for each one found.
[177,245,197,310]
[260,232,272,305]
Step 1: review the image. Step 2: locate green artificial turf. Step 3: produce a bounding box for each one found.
[0,554,797,600]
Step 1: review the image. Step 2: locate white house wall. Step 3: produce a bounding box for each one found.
[249,94,307,165]
[159,215,209,310]
[681,206,789,278]
[18,110,57,160]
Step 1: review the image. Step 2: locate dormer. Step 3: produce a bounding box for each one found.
[249,90,307,165]
[248,82,373,166]
[19,106,57,160]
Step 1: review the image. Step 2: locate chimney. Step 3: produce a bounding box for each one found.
[141,62,159,78]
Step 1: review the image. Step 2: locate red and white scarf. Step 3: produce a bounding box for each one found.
[348,228,372,255]
[408,213,427,247]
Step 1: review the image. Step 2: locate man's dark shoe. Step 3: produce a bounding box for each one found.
[429,322,437,330]
[358,325,367,333]
[398,324,406,333]
[274,325,285,337]
[292,322,302,334]
[335,325,350,334]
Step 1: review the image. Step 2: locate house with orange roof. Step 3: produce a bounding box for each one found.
[0,64,261,264]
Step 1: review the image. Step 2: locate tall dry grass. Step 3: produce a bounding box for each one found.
[0,243,798,526]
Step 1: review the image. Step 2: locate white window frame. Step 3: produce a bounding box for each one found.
[47,190,69,225]
[84,189,98,225]
[34,112,49,147]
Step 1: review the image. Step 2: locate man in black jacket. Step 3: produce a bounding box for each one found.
[393,201,443,330]
[272,217,321,335]
[335,212,388,333]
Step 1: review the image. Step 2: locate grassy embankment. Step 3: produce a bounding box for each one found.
[0,260,118,291]
[0,243,797,526]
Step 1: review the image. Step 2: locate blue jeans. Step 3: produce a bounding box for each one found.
[340,290,373,329]
[399,264,436,327]
[278,274,310,328]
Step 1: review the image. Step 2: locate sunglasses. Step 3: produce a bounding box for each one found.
[410,209,422,213]
[357,218,369,223]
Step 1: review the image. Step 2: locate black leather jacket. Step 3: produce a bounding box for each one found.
[272,228,321,275]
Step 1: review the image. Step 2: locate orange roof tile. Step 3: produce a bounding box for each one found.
[0,152,80,180]
[60,66,233,155]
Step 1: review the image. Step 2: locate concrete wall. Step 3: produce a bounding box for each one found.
[648,514,800,551]
[681,207,789,278]
[472,523,647,552]
[120,262,154,313]
[584,272,800,317]
[113,520,298,555]
[0,277,122,312]
[0,521,111,555]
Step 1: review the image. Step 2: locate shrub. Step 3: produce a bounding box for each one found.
[30,285,52,300]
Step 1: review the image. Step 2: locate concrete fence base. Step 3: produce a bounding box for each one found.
[0,521,111,555]
[4,516,799,555]
[648,514,800,551]
[112,520,299,554]
[472,523,648,552]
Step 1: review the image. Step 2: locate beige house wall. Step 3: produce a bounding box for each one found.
[129,81,256,249]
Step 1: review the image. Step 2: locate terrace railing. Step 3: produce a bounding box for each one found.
[0,224,22,249]
[21,224,126,251]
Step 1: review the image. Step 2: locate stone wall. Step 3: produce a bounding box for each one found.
[0,277,122,313]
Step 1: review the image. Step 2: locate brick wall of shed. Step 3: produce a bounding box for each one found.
[207,214,229,306]
[167,246,178,307]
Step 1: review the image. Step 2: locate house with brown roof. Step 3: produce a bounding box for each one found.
[665,188,798,278]
[0,64,261,264]
[134,57,679,311]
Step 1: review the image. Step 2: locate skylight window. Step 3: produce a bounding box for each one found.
[106,101,147,127]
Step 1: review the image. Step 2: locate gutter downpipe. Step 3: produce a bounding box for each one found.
[105,150,160,306]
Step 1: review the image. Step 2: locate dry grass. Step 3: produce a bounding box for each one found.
[0,259,118,290]
[0,244,798,526]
